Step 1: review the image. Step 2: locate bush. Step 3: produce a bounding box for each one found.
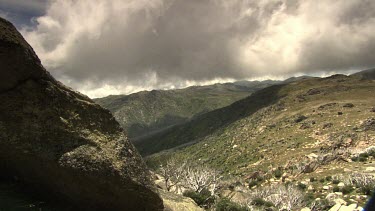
[359,157,367,162]
[216,198,248,211]
[332,186,340,192]
[310,199,335,211]
[310,177,316,182]
[351,156,359,162]
[346,173,375,196]
[304,193,315,205]
[274,169,283,179]
[248,180,259,189]
[341,185,354,195]
[319,178,325,183]
[183,189,214,207]
[359,185,374,196]
[368,148,375,157]
[297,182,307,190]
[353,153,370,162]
[360,153,369,158]
[326,176,332,181]
[251,197,273,207]
[249,184,305,210]
[332,179,340,184]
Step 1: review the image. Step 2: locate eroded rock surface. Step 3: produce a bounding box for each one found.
[0,17,163,210]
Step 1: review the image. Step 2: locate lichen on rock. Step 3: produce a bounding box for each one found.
[0,17,163,210]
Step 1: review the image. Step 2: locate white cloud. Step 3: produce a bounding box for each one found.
[20,0,375,98]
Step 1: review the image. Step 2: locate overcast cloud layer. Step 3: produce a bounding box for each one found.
[12,0,375,97]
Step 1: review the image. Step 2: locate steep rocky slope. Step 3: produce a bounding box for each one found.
[147,73,375,210]
[352,68,375,80]
[147,73,375,174]
[0,17,163,210]
[94,81,279,139]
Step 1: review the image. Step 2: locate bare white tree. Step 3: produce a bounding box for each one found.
[157,159,222,196]
[158,158,186,192]
[248,184,305,211]
[182,164,222,195]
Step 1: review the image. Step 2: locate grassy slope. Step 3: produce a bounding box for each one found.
[95,81,278,138]
[146,74,375,178]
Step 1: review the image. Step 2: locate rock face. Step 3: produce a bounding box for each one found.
[0,17,163,210]
[159,190,203,211]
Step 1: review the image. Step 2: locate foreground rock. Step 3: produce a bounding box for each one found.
[159,190,203,211]
[0,17,163,210]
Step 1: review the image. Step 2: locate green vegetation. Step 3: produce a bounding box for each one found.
[341,185,354,195]
[332,179,340,185]
[216,198,248,211]
[251,197,273,207]
[297,182,307,190]
[183,189,214,208]
[146,74,375,177]
[248,180,258,188]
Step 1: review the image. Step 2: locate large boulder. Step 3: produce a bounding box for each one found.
[0,17,163,210]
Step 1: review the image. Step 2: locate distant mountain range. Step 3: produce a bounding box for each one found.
[96,69,374,158]
[94,80,280,138]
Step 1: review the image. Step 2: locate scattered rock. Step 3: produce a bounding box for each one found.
[334,198,347,206]
[323,186,330,190]
[300,123,311,129]
[338,183,345,188]
[365,167,375,172]
[338,204,357,211]
[323,123,333,129]
[343,103,354,108]
[306,153,319,159]
[326,193,338,201]
[295,115,308,123]
[307,88,321,95]
[361,118,375,131]
[301,207,311,211]
[160,190,203,211]
[329,203,342,211]
[319,103,338,110]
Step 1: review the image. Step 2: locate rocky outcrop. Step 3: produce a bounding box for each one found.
[0,17,163,210]
[159,190,203,211]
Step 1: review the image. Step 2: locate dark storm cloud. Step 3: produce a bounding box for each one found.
[0,0,48,27]
[18,0,375,97]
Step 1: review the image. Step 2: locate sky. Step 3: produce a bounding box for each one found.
[1,0,375,98]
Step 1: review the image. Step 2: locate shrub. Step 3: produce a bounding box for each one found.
[332,179,340,184]
[310,177,316,182]
[249,184,305,210]
[216,198,248,211]
[360,153,369,158]
[351,156,359,162]
[310,199,335,211]
[346,173,375,195]
[251,197,267,206]
[251,197,274,208]
[326,176,332,181]
[183,189,214,207]
[304,193,315,206]
[274,169,283,179]
[359,157,367,162]
[341,185,354,195]
[332,186,340,192]
[319,178,325,183]
[248,180,259,189]
[297,182,307,190]
[367,148,375,157]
